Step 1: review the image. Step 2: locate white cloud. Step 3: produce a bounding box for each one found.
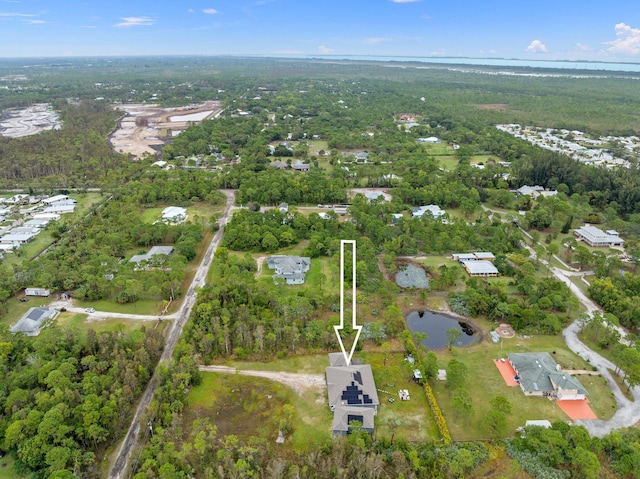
[363,37,390,45]
[274,50,303,55]
[187,9,195,13]
[526,39,548,53]
[318,45,334,54]
[390,0,421,3]
[605,23,640,55]
[23,19,45,24]
[203,8,219,15]
[113,16,153,28]
[0,12,34,17]
[575,43,592,52]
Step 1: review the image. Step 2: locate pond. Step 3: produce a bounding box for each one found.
[405,310,480,349]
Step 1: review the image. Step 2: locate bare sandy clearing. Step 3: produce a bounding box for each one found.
[109,101,222,158]
[0,103,61,138]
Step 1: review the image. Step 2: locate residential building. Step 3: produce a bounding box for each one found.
[326,353,379,436]
[574,225,625,247]
[25,288,50,297]
[461,260,499,277]
[291,160,310,172]
[161,206,187,224]
[0,232,37,244]
[514,185,558,198]
[353,152,369,163]
[130,246,174,265]
[11,307,57,336]
[42,194,69,204]
[24,218,51,228]
[333,205,350,215]
[42,203,76,214]
[508,352,588,400]
[269,160,288,169]
[267,256,311,285]
[417,137,441,143]
[412,205,445,219]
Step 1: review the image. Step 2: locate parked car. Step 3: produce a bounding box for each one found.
[85,308,95,313]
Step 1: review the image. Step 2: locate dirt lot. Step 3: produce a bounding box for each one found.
[0,103,61,138]
[109,101,222,158]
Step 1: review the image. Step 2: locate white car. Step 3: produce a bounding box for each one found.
[85,308,95,313]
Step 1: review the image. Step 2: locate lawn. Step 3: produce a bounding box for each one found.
[74,298,165,316]
[0,455,22,479]
[429,333,617,441]
[187,371,332,452]
[54,312,163,336]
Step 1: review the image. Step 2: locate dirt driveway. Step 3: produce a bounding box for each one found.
[198,365,326,396]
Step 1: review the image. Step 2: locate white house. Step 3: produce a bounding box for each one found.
[161,206,187,224]
[42,203,76,214]
[412,205,445,219]
[42,194,69,204]
[0,233,37,244]
[574,225,624,248]
[417,137,441,144]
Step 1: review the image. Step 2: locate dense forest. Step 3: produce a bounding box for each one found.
[0,325,165,478]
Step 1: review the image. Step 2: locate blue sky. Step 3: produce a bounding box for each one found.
[1,0,640,61]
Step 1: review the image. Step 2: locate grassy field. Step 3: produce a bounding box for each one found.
[54,312,162,335]
[430,333,616,441]
[0,455,21,479]
[187,371,332,451]
[73,298,165,316]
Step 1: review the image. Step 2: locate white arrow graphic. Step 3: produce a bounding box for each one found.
[334,240,362,366]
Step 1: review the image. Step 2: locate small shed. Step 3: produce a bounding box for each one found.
[412,369,423,384]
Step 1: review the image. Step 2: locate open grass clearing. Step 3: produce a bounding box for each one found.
[0,455,22,479]
[54,312,161,336]
[187,371,332,451]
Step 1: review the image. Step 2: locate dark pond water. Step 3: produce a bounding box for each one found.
[405,310,479,349]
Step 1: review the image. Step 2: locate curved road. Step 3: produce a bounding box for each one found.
[107,190,236,479]
[520,237,640,436]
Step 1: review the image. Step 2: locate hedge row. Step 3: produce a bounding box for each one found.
[423,381,451,444]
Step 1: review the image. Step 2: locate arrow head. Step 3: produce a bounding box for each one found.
[334,324,363,366]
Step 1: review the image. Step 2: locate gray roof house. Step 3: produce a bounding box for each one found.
[11,307,57,336]
[130,246,174,266]
[267,256,311,285]
[508,352,588,400]
[326,353,379,435]
[292,160,310,172]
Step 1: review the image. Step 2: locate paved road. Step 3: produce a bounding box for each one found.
[108,190,236,479]
[520,240,640,435]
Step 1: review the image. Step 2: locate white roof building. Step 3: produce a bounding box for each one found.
[130,246,174,264]
[42,194,69,204]
[412,205,445,219]
[461,260,499,277]
[11,307,57,336]
[574,225,624,247]
[33,213,61,220]
[161,206,187,224]
[0,232,37,244]
[42,203,76,214]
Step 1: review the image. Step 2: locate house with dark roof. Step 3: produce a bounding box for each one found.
[326,353,379,435]
[508,352,588,400]
[11,307,57,336]
[267,256,311,284]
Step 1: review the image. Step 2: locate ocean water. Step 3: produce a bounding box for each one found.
[276,54,640,73]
